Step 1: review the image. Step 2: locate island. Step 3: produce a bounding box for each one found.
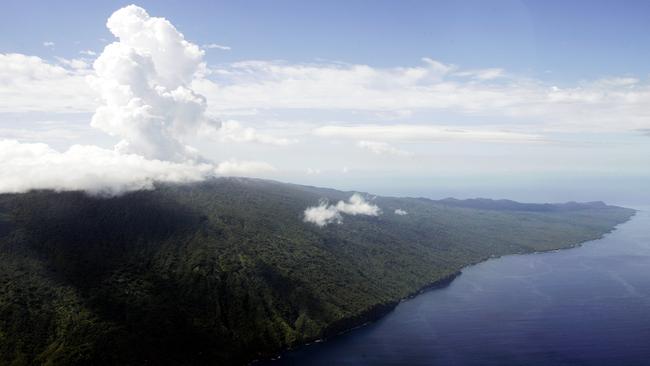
[0,178,635,365]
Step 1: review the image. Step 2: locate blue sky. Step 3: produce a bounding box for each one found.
[4,0,650,80]
[0,1,648,204]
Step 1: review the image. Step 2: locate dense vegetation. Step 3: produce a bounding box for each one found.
[0,178,635,365]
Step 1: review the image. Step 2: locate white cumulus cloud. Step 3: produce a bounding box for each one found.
[394,208,408,215]
[88,4,218,162]
[303,193,381,226]
[0,5,276,195]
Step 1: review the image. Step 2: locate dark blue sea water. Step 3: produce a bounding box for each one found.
[263,209,650,366]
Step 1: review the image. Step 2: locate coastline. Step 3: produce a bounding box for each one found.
[250,271,461,365]
[253,208,637,365]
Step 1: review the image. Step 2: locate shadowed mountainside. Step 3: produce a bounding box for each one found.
[0,178,635,365]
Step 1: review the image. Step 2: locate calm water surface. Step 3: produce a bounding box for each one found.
[264,209,650,366]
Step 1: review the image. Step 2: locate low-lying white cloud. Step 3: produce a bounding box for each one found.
[394,208,408,215]
[215,159,277,175]
[304,193,381,226]
[335,194,381,216]
[0,139,214,195]
[0,138,276,194]
[303,202,342,227]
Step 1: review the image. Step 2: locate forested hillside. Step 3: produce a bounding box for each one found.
[0,178,635,365]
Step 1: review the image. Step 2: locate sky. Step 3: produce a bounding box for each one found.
[0,0,649,205]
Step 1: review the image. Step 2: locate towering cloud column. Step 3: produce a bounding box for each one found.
[89,5,218,162]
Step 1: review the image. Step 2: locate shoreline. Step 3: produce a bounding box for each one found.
[252,209,637,365]
[250,271,461,365]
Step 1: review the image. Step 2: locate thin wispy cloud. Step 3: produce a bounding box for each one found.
[204,43,231,50]
[204,120,297,146]
[315,125,543,143]
[3,55,650,135]
[454,68,505,80]
[194,59,650,133]
[357,140,411,156]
